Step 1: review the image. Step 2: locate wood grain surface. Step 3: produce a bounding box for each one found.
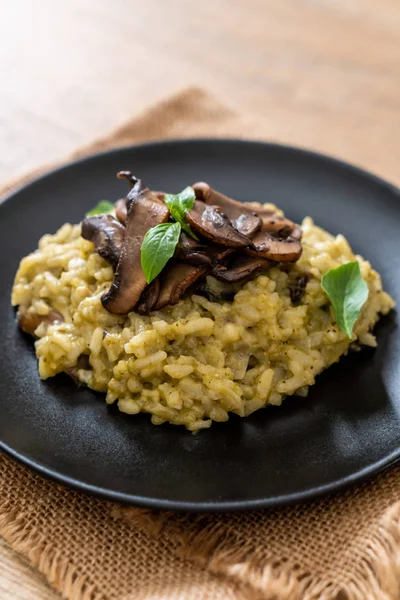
[1,0,399,598]
[0,539,55,600]
[1,0,399,183]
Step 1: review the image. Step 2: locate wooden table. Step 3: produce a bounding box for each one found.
[1,0,399,597]
[1,0,400,184]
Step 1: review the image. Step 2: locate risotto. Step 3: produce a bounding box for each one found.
[12,206,394,431]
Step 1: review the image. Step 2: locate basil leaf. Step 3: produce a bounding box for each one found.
[321,261,369,339]
[86,200,115,216]
[141,222,181,284]
[164,186,199,240]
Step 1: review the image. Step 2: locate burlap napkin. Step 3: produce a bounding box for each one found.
[1,88,400,600]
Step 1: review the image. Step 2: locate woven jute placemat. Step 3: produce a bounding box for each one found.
[1,88,400,600]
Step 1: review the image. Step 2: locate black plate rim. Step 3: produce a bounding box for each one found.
[2,138,399,210]
[1,138,400,512]
[2,440,400,512]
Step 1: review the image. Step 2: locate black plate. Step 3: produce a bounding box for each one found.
[1,140,400,512]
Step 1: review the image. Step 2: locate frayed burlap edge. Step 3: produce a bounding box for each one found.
[0,502,106,600]
[0,486,259,600]
[116,500,400,600]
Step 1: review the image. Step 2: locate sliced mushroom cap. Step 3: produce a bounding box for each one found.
[137,278,160,315]
[286,226,302,242]
[207,244,235,263]
[175,236,235,266]
[193,182,276,220]
[232,213,262,237]
[186,201,253,248]
[212,255,271,283]
[196,277,237,303]
[153,262,207,310]
[153,191,166,202]
[246,227,302,262]
[256,213,298,237]
[193,181,298,237]
[117,193,165,221]
[81,214,125,268]
[102,174,170,314]
[117,172,167,209]
[173,232,212,265]
[84,175,303,315]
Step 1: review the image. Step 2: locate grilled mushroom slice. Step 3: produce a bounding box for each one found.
[153,191,166,202]
[193,182,274,219]
[246,232,302,262]
[102,174,170,314]
[232,213,262,237]
[81,214,125,268]
[246,220,302,262]
[173,232,212,265]
[192,183,262,237]
[257,213,299,239]
[115,191,165,226]
[137,279,161,315]
[83,174,303,315]
[193,182,297,237]
[186,201,253,248]
[153,262,207,310]
[212,255,271,283]
[196,277,237,303]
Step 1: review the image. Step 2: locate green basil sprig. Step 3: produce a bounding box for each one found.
[164,186,198,240]
[321,261,369,339]
[86,200,115,216]
[141,186,199,283]
[141,222,181,284]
